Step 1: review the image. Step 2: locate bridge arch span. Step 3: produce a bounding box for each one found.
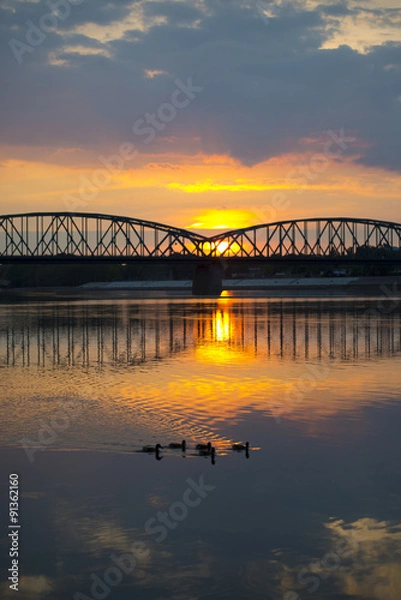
[0,212,207,261]
[207,217,401,258]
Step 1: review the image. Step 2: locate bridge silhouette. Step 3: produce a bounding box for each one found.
[1,212,401,293]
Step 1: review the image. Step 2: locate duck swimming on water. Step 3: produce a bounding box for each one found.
[168,440,186,451]
[196,442,212,452]
[198,443,214,457]
[142,444,162,459]
[142,443,162,452]
[232,442,249,452]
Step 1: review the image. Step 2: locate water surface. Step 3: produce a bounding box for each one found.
[1,297,401,599]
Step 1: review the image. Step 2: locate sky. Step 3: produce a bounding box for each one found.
[0,0,401,231]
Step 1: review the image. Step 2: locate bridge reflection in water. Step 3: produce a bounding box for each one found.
[1,300,400,368]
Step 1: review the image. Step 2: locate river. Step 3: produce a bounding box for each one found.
[1,295,401,599]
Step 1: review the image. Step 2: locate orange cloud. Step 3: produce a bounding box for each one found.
[1,148,401,228]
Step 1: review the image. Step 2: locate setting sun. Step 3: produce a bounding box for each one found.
[198,239,242,256]
[216,241,229,255]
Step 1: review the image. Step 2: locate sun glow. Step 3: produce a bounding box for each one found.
[213,309,232,342]
[198,239,242,256]
[195,307,256,365]
[216,241,230,255]
[188,209,254,230]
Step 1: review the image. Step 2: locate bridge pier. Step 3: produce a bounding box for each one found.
[192,262,223,296]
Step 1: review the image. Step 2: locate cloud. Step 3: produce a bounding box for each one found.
[0,0,400,172]
[1,0,136,30]
[142,0,204,25]
[275,517,401,600]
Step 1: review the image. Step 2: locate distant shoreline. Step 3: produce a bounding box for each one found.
[1,276,401,300]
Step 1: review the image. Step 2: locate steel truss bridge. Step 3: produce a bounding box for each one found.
[1,212,401,264]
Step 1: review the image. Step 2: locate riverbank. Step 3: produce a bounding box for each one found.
[1,276,400,300]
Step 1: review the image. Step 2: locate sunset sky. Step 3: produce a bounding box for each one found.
[1,0,401,231]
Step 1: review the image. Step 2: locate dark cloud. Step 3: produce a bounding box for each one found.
[0,0,401,172]
[0,0,136,30]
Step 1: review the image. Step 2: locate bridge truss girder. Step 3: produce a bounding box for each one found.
[1,213,401,263]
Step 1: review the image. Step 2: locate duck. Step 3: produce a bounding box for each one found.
[200,446,215,460]
[198,443,213,456]
[232,442,249,452]
[142,443,162,458]
[196,442,212,452]
[168,440,186,451]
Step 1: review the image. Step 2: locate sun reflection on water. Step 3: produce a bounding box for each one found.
[213,308,232,342]
[1,299,401,453]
